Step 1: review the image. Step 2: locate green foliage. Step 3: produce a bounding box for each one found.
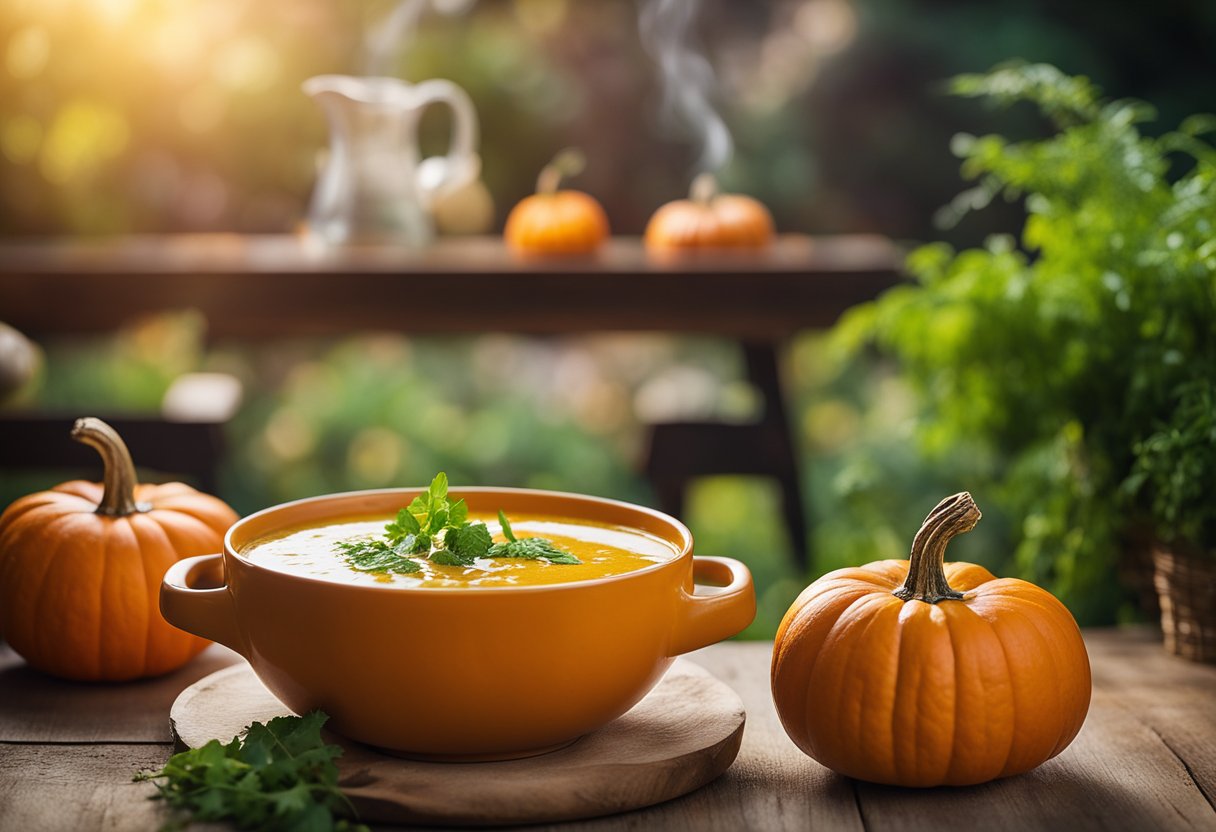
[336,472,579,572]
[134,712,364,832]
[835,63,1216,618]
[1126,381,1216,552]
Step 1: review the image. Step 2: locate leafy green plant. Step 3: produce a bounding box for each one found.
[1125,381,1216,553]
[835,62,1216,620]
[135,712,365,832]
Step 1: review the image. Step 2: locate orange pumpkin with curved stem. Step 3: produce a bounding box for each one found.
[0,417,239,681]
[644,173,774,252]
[504,149,609,255]
[771,492,1091,786]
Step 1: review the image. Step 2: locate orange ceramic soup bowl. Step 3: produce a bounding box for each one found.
[161,487,755,760]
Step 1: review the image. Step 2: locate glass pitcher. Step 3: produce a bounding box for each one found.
[303,74,479,248]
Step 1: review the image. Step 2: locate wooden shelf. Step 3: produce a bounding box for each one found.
[0,233,903,340]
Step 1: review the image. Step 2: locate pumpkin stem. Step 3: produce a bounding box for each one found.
[536,148,586,195]
[70,417,147,517]
[893,492,981,604]
[690,172,719,205]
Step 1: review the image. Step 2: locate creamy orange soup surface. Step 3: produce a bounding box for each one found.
[240,512,680,588]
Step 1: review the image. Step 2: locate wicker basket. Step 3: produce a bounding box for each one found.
[1153,545,1216,663]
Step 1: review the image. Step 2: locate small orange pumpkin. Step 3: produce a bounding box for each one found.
[771,492,1091,787]
[504,148,609,255]
[0,417,238,681]
[644,173,774,252]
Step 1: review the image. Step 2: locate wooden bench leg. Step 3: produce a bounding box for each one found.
[642,340,808,569]
[743,341,808,567]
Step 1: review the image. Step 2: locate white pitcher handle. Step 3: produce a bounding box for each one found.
[412,78,479,205]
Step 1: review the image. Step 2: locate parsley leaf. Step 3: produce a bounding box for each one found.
[429,471,448,501]
[431,522,493,567]
[488,536,582,564]
[448,522,493,559]
[385,508,421,542]
[405,492,430,517]
[497,509,517,542]
[134,712,365,832]
[336,538,422,574]
[427,507,449,535]
[429,548,471,567]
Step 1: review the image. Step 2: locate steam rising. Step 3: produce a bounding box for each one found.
[639,0,734,173]
[365,0,477,77]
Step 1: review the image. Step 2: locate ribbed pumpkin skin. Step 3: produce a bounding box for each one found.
[771,558,1091,787]
[504,191,609,255]
[644,194,774,251]
[0,480,238,681]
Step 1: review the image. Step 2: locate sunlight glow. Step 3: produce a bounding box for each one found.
[6,25,50,79]
[39,100,129,184]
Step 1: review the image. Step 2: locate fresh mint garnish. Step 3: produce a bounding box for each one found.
[335,473,580,574]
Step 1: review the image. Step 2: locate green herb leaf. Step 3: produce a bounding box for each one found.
[447,522,493,560]
[336,538,422,574]
[497,509,516,542]
[429,548,474,567]
[406,492,430,517]
[427,507,449,535]
[488,536,581,564]
[448,498,469,528]
[385,508,420,541]
[134,712,365,832]
[429,471,448,501]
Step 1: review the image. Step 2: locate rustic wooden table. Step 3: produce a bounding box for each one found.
[1,629,1212,831]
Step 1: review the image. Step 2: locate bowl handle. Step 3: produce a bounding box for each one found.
[668,556,756,656]
[161,554,246,657]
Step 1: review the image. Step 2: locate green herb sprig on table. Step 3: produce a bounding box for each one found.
[134,712,366,832]
[336,473,581,573]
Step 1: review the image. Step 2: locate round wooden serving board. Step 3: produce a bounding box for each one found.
[170,658,746,827]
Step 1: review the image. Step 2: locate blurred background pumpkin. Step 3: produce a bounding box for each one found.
[644,173,774,251]
[504,148,609,254]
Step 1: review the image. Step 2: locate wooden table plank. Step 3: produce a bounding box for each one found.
[0,745,177,832]
[0,644,241,744]
[0,630,1212,831]
[854,687,1215,832]
[1085,629,1216,810]
[0,234,904,340]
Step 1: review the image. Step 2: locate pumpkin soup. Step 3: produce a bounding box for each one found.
[241,512,679,588]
